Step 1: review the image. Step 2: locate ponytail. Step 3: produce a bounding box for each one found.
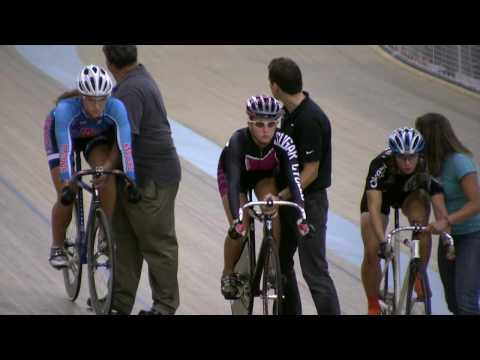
[55,89,81,105]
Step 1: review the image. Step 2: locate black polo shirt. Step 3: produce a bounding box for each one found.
[280,91,332,194]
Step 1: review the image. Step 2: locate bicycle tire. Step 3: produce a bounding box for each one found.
[62,203,82,301]
[87,208,115,315]
[405,261,432,315]
[261,238,283,315]
[231,235,253,315]
[379,256,397,315]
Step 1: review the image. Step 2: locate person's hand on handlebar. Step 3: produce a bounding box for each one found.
[297,219,310,237]
[125,181,142,204]
[425,217,451,235]
[228,219,246,240]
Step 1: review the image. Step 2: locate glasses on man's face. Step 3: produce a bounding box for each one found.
[248,120,278,129]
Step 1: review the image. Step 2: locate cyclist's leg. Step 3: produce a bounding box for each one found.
[221,192,249,276]
[402,189,431,264]
[402,189,432,298]
[360,211,388,314]
[253,176,281,244]
[85,143,118,220]
[49,166,74,249]
[44,114,73,252]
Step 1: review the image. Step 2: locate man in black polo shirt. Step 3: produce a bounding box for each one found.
[269,57,341,315]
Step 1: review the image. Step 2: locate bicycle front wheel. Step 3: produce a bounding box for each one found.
[87,208,115,315]
[261,238,283,315]
[62,204,82,301]
[379,256,397,315]
[405,261,431,315]
[231,235,253,315]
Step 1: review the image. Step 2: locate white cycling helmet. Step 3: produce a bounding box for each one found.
[388,127,425,155]
[246,95,282,120]
[77,64,113,97]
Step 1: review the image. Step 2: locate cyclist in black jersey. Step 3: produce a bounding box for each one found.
[360,127,449,315]
[217,95,308,300]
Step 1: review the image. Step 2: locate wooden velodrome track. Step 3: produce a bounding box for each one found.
[1,45,479,314]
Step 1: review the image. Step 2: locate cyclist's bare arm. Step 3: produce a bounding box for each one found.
[278,160,319,200]
[367,189,386,245]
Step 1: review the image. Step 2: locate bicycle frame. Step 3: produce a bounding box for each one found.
[238,199,306,311]
[72,151,87,264]
[382,210,454,314]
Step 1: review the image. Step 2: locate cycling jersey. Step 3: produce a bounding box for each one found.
[360,148,443,215]
[217,128,304,220]
[44,96,135,182]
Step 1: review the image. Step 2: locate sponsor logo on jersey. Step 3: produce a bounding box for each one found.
[123,143,134,172]
[80,127,96,138]
[291,163,304,201]
[369,163,387,189]
[44,115,53,152]
[59,144,69,173]
[275,132,298,161]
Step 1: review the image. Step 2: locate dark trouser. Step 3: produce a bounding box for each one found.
[111,180,180,315]
[279,189,341,315]
[438,230,480,315]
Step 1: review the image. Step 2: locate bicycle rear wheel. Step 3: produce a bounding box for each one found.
[87,208,115,315]
[379,256,397,315]
[405,261,431,315]
[62,204,82,301]
[261,238,283,315]
[231,234,253,315]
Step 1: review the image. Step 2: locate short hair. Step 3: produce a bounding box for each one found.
[268,57,303,95]
[102,45,138,69]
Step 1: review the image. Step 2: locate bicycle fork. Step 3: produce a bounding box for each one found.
[395,230,421,314]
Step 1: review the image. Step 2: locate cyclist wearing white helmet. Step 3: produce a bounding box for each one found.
[359,127,449,315]
[43,64,136,269]
[217,95,308,300]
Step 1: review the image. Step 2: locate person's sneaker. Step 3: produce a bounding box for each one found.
[138,308,162,315]
[221,273,241,300]
[49,247,68,269]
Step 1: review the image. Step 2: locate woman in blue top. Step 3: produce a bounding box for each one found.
[43,64,136,269]
[416,113,480,314]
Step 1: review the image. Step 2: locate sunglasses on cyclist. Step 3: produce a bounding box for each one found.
[248,120,278,129]
[396,154,419,162]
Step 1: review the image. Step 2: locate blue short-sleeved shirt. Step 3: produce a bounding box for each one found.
[440,152,480,235]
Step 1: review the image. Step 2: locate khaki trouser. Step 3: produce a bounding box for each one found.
[112,180,179,314]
